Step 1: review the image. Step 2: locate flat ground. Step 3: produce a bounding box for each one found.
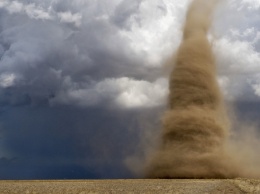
[0,179,259,194]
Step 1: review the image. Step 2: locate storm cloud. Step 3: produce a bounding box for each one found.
[0,0,259,179]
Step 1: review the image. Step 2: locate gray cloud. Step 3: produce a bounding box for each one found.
[0,0,169,109]
[111,0,142,29]
[0,0,259,179]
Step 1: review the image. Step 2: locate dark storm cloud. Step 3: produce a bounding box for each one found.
[0,0,164,108]
[0,105,156,179]
[0,0,259,179]
[0,0,164,179]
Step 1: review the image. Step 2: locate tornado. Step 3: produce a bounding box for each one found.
[146,0,239,178]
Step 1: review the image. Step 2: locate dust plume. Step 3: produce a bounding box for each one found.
[227,115,260,178]
[145,0,240,178]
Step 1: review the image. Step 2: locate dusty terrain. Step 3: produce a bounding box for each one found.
[0,179,259,194]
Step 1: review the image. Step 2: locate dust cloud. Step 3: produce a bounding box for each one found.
[145,0,241,178]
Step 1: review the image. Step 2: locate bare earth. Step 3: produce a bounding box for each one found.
[0,179,259,194]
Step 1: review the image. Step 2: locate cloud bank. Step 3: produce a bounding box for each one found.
[0,0,259,178]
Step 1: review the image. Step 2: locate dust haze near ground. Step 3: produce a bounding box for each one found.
[227,116,260,178]
[145,0,241,178]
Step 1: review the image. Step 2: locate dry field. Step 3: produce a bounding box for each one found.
[0,179,259,194]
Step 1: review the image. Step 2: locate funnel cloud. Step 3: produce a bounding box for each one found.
[146,0,240,178]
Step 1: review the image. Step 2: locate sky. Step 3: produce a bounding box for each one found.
[0,0,259,179]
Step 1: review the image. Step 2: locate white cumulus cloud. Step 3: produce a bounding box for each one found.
[51,77,168,109]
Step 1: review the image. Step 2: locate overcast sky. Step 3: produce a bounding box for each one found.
[0,0,259,179]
